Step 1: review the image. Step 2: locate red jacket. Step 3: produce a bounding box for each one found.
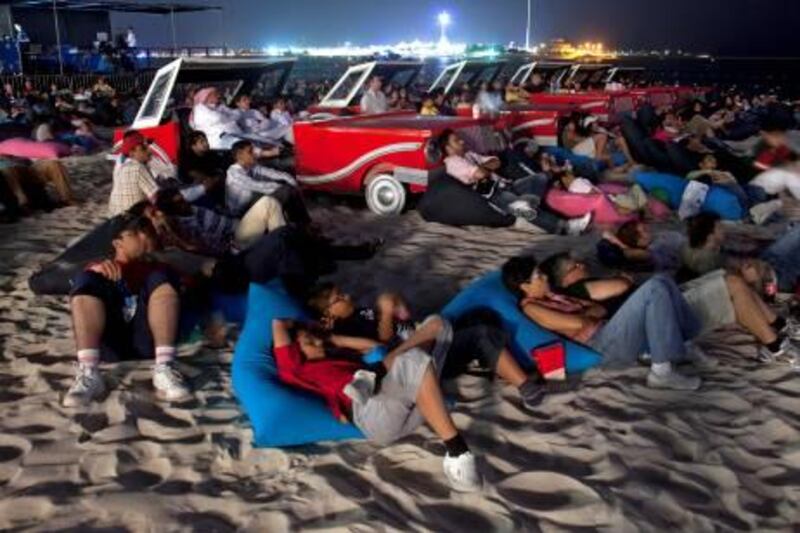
[274,343,361,420]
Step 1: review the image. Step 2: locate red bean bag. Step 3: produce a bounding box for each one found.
[545,183,670,224]
[0,138,71,160]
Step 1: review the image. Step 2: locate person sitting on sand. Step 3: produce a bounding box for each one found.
[148,186,286,256]
[271,317,481,492]
[63,214,190,407]
[178,129,226,187]
[438,129,592,235]
[307,284,559,408]
[226,140,310,225]
[110,131,210,216]
[502,254,706,390]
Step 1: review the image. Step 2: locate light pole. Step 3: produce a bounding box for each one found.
[525,0,532,50]
[437,12,451,46]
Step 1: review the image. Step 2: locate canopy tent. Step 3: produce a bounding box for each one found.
[1,0,222,74]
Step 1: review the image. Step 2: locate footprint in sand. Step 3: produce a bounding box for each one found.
[496,471,609,527]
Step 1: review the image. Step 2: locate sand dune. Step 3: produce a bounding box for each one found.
[0,155,798,531]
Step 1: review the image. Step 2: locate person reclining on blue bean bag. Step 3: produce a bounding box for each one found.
[501,254,707,392]
[306,283,555,404]
[271,316,484,492]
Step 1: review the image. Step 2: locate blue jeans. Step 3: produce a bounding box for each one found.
[762,224,800,292]
[491,174,563,234]
[589,274,701,368]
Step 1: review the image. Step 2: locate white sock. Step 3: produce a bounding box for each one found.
[651,362,672,377]
[155,346,177,365]
[77,349,100,367]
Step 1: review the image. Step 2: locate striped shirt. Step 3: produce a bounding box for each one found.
[174,206,238,257]
[225,163,297,217]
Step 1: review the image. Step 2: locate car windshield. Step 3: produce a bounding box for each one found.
[327,69,366,102]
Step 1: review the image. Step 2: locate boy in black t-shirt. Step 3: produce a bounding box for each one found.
[307,283,414,344]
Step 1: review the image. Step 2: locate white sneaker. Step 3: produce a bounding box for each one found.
[646,368,701,391]
[750,199,783,226]
[565,212,593,236]
[343,370,376,405]
[507,200,537,220]
[152,363,191,401]
[443,452,482,493]
[684,341,717,369]
[780,319,800,343]
[757,338,798,364]
[63,363,106,407]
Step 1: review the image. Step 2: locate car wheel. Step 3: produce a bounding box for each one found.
[365,174,406,215]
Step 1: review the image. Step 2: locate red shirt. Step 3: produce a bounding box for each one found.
[85,259,169,293]
[756,146,792,170]
[274,343,361,420]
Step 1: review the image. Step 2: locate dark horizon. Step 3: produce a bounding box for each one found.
[108,0,799,57]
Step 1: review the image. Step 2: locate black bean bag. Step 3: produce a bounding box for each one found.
[637,104,659,134]
[28,219,114,296]
[0,123,32,143]
[665,141,701,176]
[418,171,515,228]
[620,116,651,165]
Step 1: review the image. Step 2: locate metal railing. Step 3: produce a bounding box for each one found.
[0,72,155,94]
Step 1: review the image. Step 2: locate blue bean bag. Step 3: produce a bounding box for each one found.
[543,146,606,180]
[232,280,364,447]
[441,271,603,374]
[634,171,745,220]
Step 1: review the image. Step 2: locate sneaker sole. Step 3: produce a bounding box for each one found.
[155,389,191,402]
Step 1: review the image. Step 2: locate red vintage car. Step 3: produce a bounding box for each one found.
[522,63,637,124]
[430,60,572,148]
[294,113,504,214]
[122,57,506,216]
[113,56,296,163]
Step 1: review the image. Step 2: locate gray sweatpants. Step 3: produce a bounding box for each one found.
[352,317,452,446]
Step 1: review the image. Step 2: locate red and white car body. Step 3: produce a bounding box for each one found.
[289,60,509,214]
[112,56,296,164]
[306,61,423,118]
[294,113,504,214]
[433,60,573,148]
[526,63,637,124]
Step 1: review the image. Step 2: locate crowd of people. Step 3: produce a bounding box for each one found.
[5,66,798,493]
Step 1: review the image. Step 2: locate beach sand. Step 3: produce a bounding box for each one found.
[0,155,798,531]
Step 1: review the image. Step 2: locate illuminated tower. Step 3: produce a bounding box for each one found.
[438,12,451,47]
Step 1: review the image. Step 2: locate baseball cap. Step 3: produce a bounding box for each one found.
[118,131,152,156]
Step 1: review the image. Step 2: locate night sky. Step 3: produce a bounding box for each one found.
[110,0,799,56]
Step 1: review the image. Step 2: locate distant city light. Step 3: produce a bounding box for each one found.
[259,39,466,59]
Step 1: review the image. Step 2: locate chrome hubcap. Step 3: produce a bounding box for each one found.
[377,186,396,206]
